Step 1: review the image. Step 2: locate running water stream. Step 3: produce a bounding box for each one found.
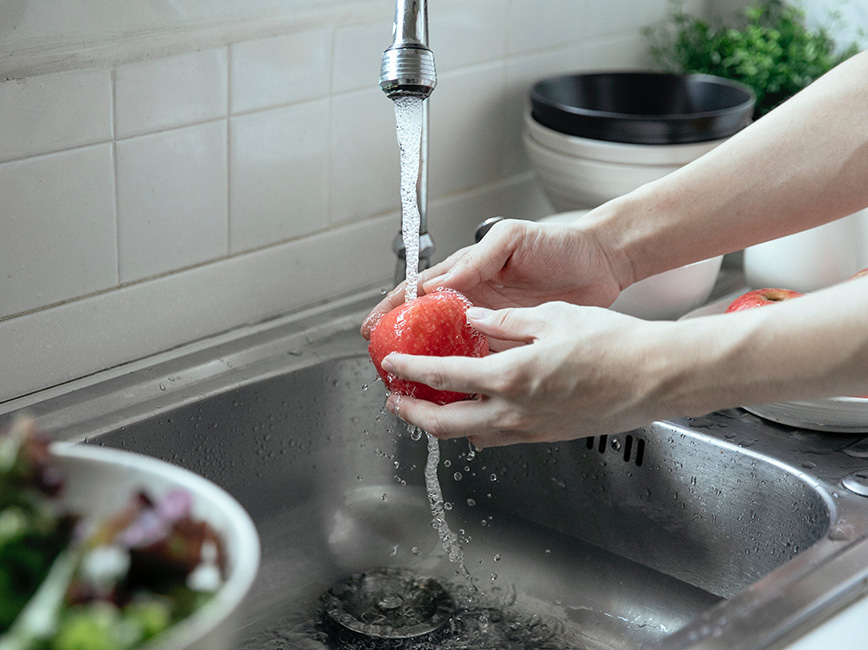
[393,96,472,584]
[393,96,422,302]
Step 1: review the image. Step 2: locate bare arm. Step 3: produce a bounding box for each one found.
[592,49,868,289]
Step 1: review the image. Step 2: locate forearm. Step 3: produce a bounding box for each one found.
[585,50,868,288]
[645,278,868,419]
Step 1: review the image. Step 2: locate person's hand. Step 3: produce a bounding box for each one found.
[378,302,668,447]
[360,218,627,339]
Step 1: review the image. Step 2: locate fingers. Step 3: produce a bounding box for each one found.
[466,305,549,343]
[422,220,519,294]
[386,393,541,447]
[381,353,492,396]
[386,393,503,441]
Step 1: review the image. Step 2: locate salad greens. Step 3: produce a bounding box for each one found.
[0,416,226,650]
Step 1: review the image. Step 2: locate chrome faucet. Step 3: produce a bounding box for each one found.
[380,0,436,288]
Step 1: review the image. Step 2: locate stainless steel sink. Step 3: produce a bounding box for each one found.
[6,290,868,649]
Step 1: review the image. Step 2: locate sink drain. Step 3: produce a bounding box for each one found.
[320,568,455,645]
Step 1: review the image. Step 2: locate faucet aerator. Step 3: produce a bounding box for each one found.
[379,46,437,100]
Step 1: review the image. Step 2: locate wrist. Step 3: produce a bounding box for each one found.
[578,194,642,292]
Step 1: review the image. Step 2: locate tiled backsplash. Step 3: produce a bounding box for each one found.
[0,0,697,403]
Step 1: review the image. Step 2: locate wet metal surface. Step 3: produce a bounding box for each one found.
[7,291,868,650]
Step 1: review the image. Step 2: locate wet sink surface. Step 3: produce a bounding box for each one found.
[8,293,868,650]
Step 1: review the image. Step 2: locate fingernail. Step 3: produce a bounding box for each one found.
[381,354,396,373]
[466,306,492,323]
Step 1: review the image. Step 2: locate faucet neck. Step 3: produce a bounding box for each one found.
[391,0,429,48]
[380,0,436,100]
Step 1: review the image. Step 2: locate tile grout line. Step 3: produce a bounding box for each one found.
[326,26,337,229]
[111,67,122,286]
[226,44,233,256]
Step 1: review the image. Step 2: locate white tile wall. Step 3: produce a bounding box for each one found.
[117,121,229,282]
[230,29,332,114]
[332,6,396,95]
[584,0,667,37]
[430,0,508,72]
[115,49,228,138]
[507,0,585,54]
[0,145,117,319]
[330,87,400,226]
[0,0,687,402]
[230,99,330,252]
[0,70,112,163]
[429,63,507,197]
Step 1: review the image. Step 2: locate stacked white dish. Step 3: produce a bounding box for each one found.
[525,113,727,211]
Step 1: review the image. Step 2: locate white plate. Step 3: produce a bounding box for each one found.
[681,297,868,432]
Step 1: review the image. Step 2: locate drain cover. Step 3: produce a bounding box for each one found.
[321,568,455,643]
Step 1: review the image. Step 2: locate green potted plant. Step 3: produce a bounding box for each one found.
[646,0,860,117]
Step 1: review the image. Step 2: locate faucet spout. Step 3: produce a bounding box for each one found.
[379,0,437,100]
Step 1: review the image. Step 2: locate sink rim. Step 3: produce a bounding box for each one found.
[4,289,868,650]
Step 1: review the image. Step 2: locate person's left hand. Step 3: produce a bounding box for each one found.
[379,302,669,447]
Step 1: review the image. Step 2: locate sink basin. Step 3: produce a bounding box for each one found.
[7,291,868,649]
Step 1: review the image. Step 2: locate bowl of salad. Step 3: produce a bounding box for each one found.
[0,415,260,650]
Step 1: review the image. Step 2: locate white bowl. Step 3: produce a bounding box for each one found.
[539,211,723,320]
[524,131,683,211]
[53,444,261,650]
[524,113,728,211]
[525,113,725,165]
[609,256,723,320]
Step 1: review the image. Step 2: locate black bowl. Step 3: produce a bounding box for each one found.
[530,72,755,144]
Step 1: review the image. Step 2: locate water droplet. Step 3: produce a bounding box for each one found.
[466,498,476,507]
[159,383,166,391]
[444,459,451,468]
[828,524,856,542]
[453,472,463,481]
[490,473,498,482]
[493,554,501,562]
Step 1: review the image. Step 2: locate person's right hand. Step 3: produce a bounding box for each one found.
[361,217,627,339]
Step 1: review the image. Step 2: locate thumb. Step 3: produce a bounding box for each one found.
[467,306,547,343]
[423,222,517,294]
